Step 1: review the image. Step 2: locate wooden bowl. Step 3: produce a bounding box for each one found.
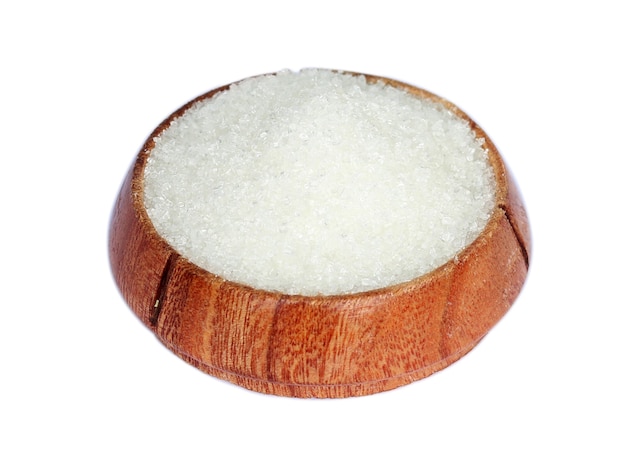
[109,71,530,398]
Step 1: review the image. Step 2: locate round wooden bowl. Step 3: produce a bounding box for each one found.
[109,71,530,398]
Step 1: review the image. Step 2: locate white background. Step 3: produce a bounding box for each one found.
[2,1,624,454]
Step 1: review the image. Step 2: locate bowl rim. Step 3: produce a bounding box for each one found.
[129,69,512,302]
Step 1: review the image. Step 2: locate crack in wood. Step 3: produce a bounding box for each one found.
[150,253,178,326]
[499,204,530,269]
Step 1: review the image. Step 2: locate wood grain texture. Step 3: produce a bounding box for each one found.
[109,72,530,398]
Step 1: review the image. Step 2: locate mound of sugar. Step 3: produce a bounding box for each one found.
[143,69,495,296]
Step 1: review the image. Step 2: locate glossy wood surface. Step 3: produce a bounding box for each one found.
[109,72,530,398]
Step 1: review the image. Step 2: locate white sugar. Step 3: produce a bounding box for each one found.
[143,69,495,295]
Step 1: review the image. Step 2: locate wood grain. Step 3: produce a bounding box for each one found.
[109,72,530,398]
